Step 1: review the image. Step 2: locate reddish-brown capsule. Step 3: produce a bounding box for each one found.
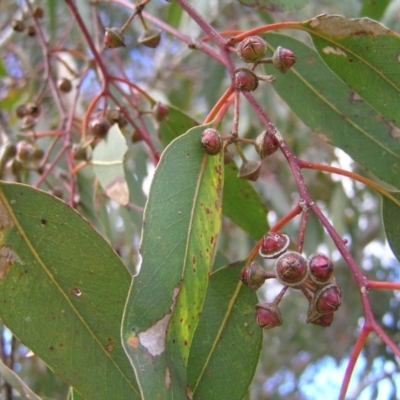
[272,46,296,74]
[314,283,342,314]
[255,303,282,329]
[307,310,334,327]
[236,36,267,63]
[255,130,279,159]
[57,78,72,93]
[274,251,308,286]
[239,261,266,291]
[308,253,334,284]
[90,118,111,138]
[12,20,25,32]
[232,68,259,92]
[138,28,162,48]
[237,159,262,181]
[104,28,126,48]
[153,102,169,122]
[201,128,222,155]
[259,232,290,259]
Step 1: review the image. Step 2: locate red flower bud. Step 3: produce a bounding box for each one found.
[274,251,308,286]
[255,303,282,329]
[259,232,290,259]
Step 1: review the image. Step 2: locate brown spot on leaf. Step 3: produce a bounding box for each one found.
[0,200,13,230]
[126,333,139,349]
[0,246,23,279]
[106,344,114,352]
[192,256,196,264]
[349,92,363,103]
[165,367,171,389]
[71,288,82,297]
[378,115,400,138]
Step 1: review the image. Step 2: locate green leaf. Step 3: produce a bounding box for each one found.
[164,1,184,29]
[360,0,391,20]
[224,163,268,239]
[0,357,42,400]
[158,104,198,147]
[382,191,400,261]
[238,0,307,12]
[158,106,268,238]
[302,15,400,129]
[122,125,223,399]
[264,33,400,189]
[92,125,129,206]
[187,261,262,399]
[0,182,139,400]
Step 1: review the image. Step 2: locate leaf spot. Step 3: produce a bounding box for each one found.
[165,367,171,389]
[0,246,23,280]
[308,15,389,36]
[106,344,114,352]
[349,92,363,103]
[71,288,82,297]
[322,46,347,57]
[0,200,14,230]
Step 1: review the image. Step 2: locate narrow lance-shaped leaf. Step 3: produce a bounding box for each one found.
[0,182,139,400]
[264,33,400,189]
[92,124,129,206]
[122,125,223,399]
[158,106,268,239]
[301,15,400,129]
[224,163,268,239]
[187,261,262,400]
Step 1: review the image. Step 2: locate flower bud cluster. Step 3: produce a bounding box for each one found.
[239,232,342,329]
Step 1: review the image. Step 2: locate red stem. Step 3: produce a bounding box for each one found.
[339,326,371,400]
[367,280,400,291]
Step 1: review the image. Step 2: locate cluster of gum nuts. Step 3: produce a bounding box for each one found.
[240,232,342,329]
[200,36,296,180]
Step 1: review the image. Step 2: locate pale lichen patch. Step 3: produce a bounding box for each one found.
[138,286,180,356]
[105,178,129,206]
[323,46,347,57]
[138,313,171,356]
